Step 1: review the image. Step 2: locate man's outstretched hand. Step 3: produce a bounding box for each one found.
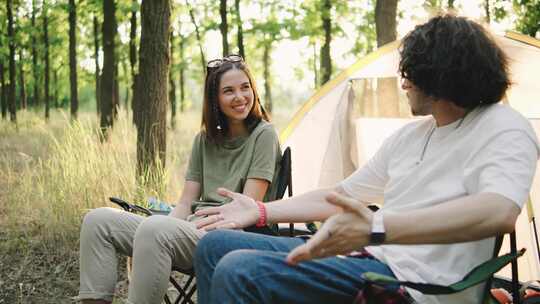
[194,188,260,231]
[286,192,374,265]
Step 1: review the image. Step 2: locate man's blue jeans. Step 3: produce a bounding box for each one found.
[194,230,398,304]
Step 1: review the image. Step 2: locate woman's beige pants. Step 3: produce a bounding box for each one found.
[77,207,206,303]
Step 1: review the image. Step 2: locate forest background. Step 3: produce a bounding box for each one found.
[0,0,539,303]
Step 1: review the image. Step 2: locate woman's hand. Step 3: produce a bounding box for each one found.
[194,188,260,231]
[286,192,373,265]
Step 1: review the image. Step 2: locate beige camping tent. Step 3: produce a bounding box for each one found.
[280,32,540,282]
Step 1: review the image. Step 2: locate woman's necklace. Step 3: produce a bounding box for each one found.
[416,112,469,165]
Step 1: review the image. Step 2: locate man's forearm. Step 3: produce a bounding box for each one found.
[265,187,346,223]
[384,192,520,245]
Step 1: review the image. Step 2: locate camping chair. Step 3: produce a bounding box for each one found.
[110,146,303,304]
[360,231,526,304]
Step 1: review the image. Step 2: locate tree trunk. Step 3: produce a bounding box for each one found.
[94,15,101,115]
[187,1,206,71]
[234,0,245,59]
[53,68,59,108]
[178,22,185,112]
[1,63,7,119]
[375,0,397,47]
[129,0,137,121]
[122,59,129,109]
[18,49,26,110]
[100,0,117,138]
[31,0,40,107]
[44,4,50,120]
[263,41,272,113]
[375,0,399,117]
[319,0,332,86]
[136,0,170,185]
[114,62,119,116]
[69,0,78,119]
[220,0,229,56]
[484,0,490,24]
[7,0,17,122]
[169,31,177,129]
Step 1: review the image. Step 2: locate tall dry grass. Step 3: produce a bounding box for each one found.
[1,109,201,242]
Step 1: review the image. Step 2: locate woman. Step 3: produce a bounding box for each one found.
[77,55,281,304]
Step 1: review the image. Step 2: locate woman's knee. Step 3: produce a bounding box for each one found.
[82,207,117,226]
[133,215,187,246]
[134,215,166,241]
[81,207,119,235]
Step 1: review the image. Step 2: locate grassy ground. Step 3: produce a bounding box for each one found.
[0,107,293,303]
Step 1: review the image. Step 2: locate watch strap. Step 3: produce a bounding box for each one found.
[369,211,386,245]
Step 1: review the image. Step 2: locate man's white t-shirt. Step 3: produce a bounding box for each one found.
[340,104,540,304]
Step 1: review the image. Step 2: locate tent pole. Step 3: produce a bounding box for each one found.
[532,217,540,265]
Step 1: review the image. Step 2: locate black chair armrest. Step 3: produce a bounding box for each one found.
[109,197,153,216]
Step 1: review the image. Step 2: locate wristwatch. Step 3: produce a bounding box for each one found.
[369,211,386,245]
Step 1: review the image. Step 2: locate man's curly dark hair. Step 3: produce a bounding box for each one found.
[399,15,510,109]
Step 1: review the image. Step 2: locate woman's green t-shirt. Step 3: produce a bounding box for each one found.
[185,120,281,213]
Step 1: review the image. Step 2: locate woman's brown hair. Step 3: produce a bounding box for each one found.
[201,59,269,143]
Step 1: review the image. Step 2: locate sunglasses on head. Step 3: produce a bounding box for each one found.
[207,54,244,69]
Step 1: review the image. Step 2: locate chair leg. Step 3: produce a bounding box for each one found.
[289,223,294,237]
[510,231,521,304]
[182,283,196,304]
[163,294,172,304]
[126,257,133,281]
[169,274,196,304]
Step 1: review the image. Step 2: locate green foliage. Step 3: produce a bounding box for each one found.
[1,0,537,116]
[349,0,377,56]
[513,0,540,37]
[424,0,444,12]
[492,0,509,21]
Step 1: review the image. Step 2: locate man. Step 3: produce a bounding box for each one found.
[192,15,540,304]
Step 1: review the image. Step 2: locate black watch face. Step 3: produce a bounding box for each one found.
[370,232,386,245]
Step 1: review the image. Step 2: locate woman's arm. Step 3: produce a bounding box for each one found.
[242,178,269,201]
[169,180,201,220]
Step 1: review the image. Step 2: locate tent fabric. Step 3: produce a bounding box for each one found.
[280,32,540,283]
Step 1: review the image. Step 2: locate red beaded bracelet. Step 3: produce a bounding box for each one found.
[255,201,267,227]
